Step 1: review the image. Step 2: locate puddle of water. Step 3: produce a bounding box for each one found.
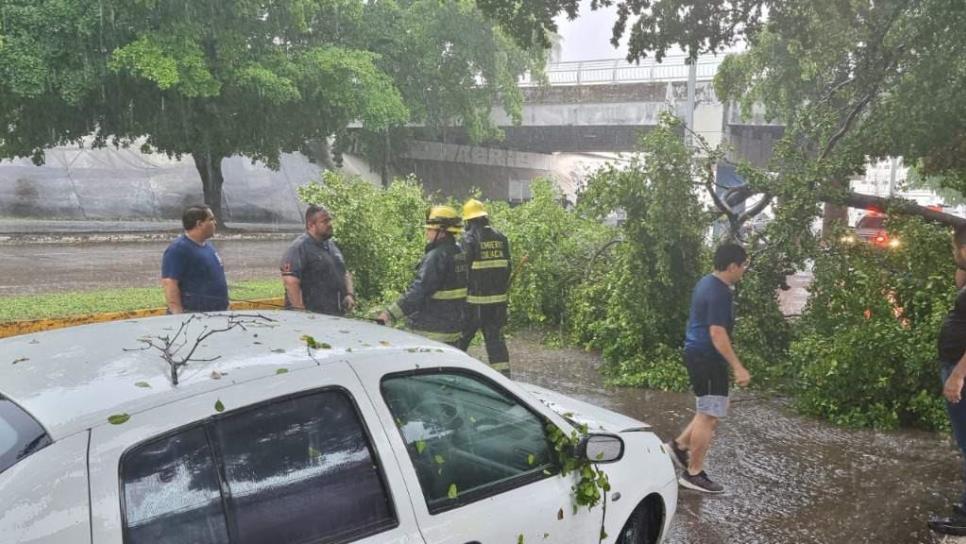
[488,329,961,544]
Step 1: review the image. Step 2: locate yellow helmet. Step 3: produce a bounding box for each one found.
[425,205,462,233]
[462,198,488,221]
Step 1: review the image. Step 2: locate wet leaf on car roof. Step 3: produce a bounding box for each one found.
[215,400,225,412]
[108,413,130,425]
[271,348,285,353]
[276,368,288,375]
[134,381,151,388]
[12,357,28,365]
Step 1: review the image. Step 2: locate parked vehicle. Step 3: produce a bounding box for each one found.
[0,311,677,544]
[851,213,900,248]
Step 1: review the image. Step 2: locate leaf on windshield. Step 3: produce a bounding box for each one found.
[308,447,322,459]
[416,440,427,454]
[134,381,151,388]
[215,400,225,412]
[448,483,458,499]
[108,413,130,425]
[528,453,535,465]
[434,454,445,465]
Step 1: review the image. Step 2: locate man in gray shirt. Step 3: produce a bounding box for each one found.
[280,205,355,315]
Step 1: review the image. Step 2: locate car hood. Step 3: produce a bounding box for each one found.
[521,383,651,434]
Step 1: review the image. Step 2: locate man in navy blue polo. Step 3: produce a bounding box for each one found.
[667,243,751,494]
[161,205,229,313]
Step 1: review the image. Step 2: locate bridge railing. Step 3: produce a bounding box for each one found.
[519,54,724,87]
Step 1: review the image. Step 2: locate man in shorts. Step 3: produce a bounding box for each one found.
[667,243,751,493]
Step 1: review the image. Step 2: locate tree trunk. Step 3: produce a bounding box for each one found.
[839,192,966,227]
[822,201,850,234]
[381,129,390,188]
[192,151,226,224]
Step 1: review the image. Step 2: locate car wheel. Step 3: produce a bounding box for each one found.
[615,498,663,544]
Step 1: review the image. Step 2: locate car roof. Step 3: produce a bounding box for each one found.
[0,311,463,441]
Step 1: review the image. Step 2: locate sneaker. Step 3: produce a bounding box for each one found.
[929,515,966,536]
[665,441,689,469]
[678,471,725,494]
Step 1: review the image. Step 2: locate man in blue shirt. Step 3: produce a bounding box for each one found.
[667,243,751,494]
[161,205,229,313]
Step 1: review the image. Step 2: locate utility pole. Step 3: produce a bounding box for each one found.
[685,57,697,149]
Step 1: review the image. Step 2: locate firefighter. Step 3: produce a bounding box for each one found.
[377,206,467,347]
[457,199,511,377]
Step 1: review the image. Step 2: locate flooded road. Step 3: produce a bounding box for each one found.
[498,330,961,544]
[0,238,288,295]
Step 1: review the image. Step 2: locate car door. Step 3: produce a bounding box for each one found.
[88,362,425,544]
[351,353,604,544]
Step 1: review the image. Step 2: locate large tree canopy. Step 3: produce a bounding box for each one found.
[480,0,966,229]
[0,0,540,220]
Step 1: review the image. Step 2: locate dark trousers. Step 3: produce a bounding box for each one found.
[459,303,510,376]
[942,362,966,506]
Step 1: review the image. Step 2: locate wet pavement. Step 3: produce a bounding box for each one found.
[0,238,289,295]
[495,330,965,544]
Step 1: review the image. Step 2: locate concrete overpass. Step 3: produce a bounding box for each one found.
[388,54,784,201]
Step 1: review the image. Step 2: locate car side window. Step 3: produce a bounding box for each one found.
[381,372,554,512]
[213,390,396,544]
[121,427,229,544]
[121,389,395,544]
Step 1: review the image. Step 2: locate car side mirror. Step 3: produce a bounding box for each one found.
[576,434,624,463]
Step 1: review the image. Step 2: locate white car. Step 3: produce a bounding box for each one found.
[0,311,677,544]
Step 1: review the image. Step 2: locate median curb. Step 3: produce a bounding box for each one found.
[0,298,286,339]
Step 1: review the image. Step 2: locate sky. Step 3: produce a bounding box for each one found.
[554,2,628,62]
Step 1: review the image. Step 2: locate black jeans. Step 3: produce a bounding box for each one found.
[458,304,509,376]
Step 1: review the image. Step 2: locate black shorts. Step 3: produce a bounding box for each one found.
[683,350,730,397]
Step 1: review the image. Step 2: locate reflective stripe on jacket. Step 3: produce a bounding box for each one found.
[388,237,467,339]
[462,224,510,305]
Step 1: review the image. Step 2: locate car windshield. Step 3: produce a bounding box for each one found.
[0,394,52,474]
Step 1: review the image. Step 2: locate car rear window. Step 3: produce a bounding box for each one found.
[857,216,886,229]
[0,394,52,474]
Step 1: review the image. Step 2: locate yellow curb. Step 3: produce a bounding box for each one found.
[0,298,285,339]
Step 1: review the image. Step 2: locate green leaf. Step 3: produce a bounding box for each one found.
[108,413,130,425]
[134,381,151,388]
[416,440,427,454]
[271,348,286,353]
[300,335,320,349]
[215,400,225,413]
[528,453,535,465]
[448,483,458,499]
[434,454,445,465]
[276,368,289,375]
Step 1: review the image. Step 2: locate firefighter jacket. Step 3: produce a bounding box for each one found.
[462,223,511,305]
[387,237,467,343]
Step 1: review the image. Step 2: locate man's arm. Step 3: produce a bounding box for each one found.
[161,278,183,314]
[342,272,356,311]
[956,268,966,289]
[282,276,304,310]
[710,325,751,387]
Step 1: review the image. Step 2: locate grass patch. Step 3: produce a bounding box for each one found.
[0,279,284,323]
